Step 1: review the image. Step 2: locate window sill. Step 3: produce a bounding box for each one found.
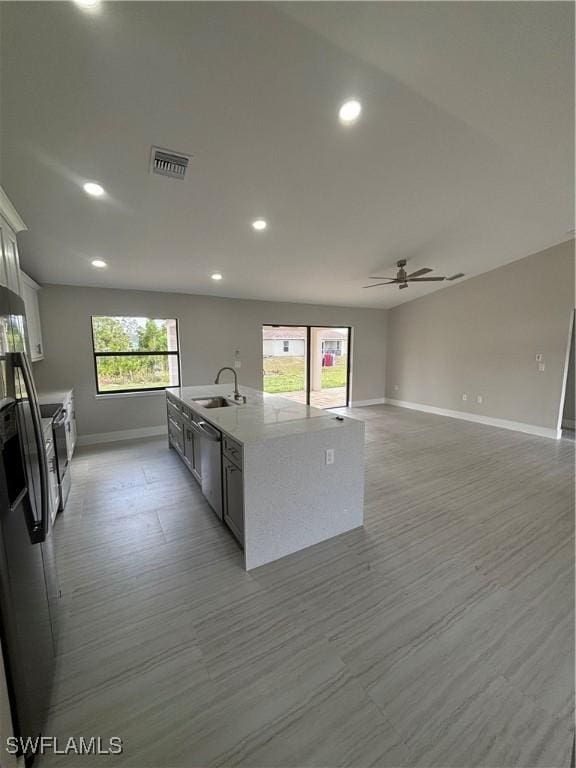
[95,390,168,400]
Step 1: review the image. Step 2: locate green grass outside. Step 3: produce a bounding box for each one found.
[263,355,347,394]
[99,380,169,392]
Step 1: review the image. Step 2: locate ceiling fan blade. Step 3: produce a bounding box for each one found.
[367,276,396,280]
[408,276,446,282]
[362,280,398,288]
[447,273,465,281]
[407,268,432,279]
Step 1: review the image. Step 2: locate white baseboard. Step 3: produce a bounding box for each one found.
[384,398,561,440]
[350,397,386,407]
[77,425,168,447]
[562,418,575,430]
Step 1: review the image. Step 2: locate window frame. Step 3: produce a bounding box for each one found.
[90,315,181,396]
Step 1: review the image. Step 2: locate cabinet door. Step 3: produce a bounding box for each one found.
[20,275,44,361]
[168,413,184,454]
[223,456,244,545]
[2,225,21,296]
[0,219,8,288]
[183,424,194,470]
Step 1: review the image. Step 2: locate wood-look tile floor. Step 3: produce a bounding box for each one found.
[41,406,575,767]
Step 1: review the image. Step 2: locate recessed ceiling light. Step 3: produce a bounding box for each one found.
[338,99,362,125]
[211,272,223,281]
[83,181,105,197]
[91,259,107,269]
[251,219,267,231]
[73,0,101,9]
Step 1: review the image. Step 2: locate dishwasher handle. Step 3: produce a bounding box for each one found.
[196,421,221,442]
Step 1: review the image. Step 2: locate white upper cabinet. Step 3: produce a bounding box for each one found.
[0,187,26,298]
[0,218,22,297]
[0,188,42,360]
[20,272,44,361]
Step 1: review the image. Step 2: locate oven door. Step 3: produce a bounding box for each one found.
[52,409,70,510]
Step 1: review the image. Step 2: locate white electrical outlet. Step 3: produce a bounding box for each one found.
[476,395,483,404]
[234,360,241,369]
[393,384,399,391]
[325,448,335,465]
[535,353,543,362]
[462,393,468,401]
[538,362,546,372]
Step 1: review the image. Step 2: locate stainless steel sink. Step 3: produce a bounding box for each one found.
[192,397,237,409]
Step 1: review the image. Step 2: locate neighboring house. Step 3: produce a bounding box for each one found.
[263,327,348,357]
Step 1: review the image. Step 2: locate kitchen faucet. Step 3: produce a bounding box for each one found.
[214,367,246,403]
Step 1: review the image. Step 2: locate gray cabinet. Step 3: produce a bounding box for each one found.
[182,407,202,484]
[223,456,244,544]
[167,397,184,455]
[223,434,242,467]
[166,392,243,547]
[183,419,194,470]
[167,394,204,483]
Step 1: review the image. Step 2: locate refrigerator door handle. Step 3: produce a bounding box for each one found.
[12,352,49,544]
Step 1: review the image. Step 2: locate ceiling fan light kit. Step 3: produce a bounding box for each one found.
[363,259,465,289]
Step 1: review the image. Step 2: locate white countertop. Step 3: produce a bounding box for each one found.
[168,384,358,444]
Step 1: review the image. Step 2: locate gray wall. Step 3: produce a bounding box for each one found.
[34,287,387,438]
[562,315,575,425]
[385,240,575,430]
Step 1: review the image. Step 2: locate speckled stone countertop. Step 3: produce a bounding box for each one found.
[167,384,358,444]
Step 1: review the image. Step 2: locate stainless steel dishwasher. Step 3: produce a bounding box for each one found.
[194,420,223,519]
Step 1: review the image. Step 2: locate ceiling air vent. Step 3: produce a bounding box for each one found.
[150,146,190,180]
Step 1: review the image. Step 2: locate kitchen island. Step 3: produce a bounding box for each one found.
[166,384,365,570]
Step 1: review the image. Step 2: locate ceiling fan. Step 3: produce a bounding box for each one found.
[364,259,465,290]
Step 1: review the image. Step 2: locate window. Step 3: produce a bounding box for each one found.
[283,340,290,353]
[91,316,180,394]
[322,340,342,355]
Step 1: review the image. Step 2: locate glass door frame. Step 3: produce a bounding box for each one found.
[262,324,352,408]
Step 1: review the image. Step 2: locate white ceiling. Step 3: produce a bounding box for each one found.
[0,1,573,309]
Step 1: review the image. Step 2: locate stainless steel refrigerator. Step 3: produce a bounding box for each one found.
[0,284,60,759]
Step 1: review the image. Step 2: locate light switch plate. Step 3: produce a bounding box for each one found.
[535,353,543,362]
[476,395,483,404]
[325,448,335,465]
[462,393,468,401]
[538,362,546,372]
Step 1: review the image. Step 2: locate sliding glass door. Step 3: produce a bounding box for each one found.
[262,326,308,404]
[309,327,350,408]
[262,325,351,408]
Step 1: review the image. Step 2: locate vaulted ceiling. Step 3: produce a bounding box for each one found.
[0,1,573,308]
